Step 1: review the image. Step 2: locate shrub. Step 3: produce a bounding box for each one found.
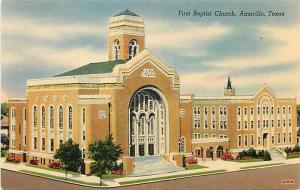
[285,147,292,154]
[29,159,39,165]
[112,162,123,171]
[48,161,62,169]
[238,150,248,159]
[186,156,198,164]
[292,145,300,152]
[221,152,233,160]
[263,151,272,161]
[247,148,257,158]
[257,150,265,158]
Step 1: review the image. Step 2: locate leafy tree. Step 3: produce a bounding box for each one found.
[1,103,8,116]
[297,105,300,116]
[54,139,82,180]
[1,134,9,146]
[293,144,300,152]
[88,134,122,186]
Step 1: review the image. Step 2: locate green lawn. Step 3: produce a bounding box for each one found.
[231,158,264,163]
[287,154,300,159]
[1,149,8,157]
[185,164,207,170]
[240,162,284,169]
[26,164,78,175]
[26,164,124,179]
[20,170,107,186]
[120,169,226,185]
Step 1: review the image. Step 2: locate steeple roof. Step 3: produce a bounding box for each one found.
[114,9,139,17]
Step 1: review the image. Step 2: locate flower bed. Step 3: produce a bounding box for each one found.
[29,159,39,165]
[6,156,20,163]
[221,152,234,160]
[186,156,198,164]
[111,170,126,175]
[48,161,62,169]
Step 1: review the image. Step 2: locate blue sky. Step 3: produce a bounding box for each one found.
[2,0,300,102]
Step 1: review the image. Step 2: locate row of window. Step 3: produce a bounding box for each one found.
[193,133,227,139]
[237,133,292,147]
[193,106,227,116]
[194,120,228,130]
[113,39,137,60]
[237,106,292,116]
[33,105,75,130]
[237,119,292,130]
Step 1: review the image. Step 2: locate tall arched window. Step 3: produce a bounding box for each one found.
[33,106,37,128]
[59,106,63,129]
[113,40,120,60]
[149,116,154,135]
[129,40,137,59]
[50,106,54,129]
[41,106,45,128]
[68,106,72,130]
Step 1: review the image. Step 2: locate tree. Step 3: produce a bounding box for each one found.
[54,139,82,180]
[1,134,9,147]
[1,103,8,116]
[88,134,122,186]
[297,105,300,116]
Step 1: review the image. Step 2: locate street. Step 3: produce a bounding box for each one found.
[2,164,300,190]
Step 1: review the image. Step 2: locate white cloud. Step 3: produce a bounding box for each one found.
[146,21,231,52]
[2,17,105,41]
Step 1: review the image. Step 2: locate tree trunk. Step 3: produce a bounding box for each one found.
[65,170,68,181]
[100,173,103,186]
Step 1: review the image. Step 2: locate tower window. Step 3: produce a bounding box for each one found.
[113,40,120,60]
[129,40,137,59]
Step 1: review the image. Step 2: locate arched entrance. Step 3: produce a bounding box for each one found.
[216,145,224,158]
[128,87,168,157]
[195,148,203,159]
[206,146,214,159]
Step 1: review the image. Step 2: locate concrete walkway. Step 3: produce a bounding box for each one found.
[1,157,300,187]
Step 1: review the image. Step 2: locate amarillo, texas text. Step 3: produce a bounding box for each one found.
[178,10,285,17]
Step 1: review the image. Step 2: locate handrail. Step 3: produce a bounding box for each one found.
[273,147,287,159]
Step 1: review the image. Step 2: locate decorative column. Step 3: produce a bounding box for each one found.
[135,120,139,157]
[145,119,149,156]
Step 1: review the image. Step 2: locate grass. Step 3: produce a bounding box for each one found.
[231,158,264,163]
[102,174,125,179]
[20,170,107,186]
[26,164,78,175]
[185,164,207,170]
[287,154,300,159]
[1,149,8,157]
[240,162,285,169]
[5,161,20,165]
[119,169,226,185]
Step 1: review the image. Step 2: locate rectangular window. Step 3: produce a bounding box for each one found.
[82,108,86,124]
[34,137,37,149]
[277,120,280,127]
[83,131,86,141]
[272,120,274,127]
[251,135,254,146]
[283,119,286,127]
[51,139,54,151]
[288,119,291,127]
[42,138,45,151]
[244,121,248,129]
[277,134,281,144]
[258,137,261,145]
[25,136,27,145]
[237,121,241,130]
[272,136,274,144]
[59,139,63,146]
[283,133,286,143]
[212,121,215,129]
[238,136,242,147]
[250,121,254,129]
[257,120,260,128]
[205,120,208,128]
[83,149,86,159]
[244,135,248,146]
[288,133,292,143]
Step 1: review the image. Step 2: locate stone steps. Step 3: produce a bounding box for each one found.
[131,155,185,176]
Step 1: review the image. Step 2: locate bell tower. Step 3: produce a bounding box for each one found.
[108,9,145,61]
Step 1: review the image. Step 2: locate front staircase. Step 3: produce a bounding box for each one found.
[131,156,185,176]
[269,148,286,160]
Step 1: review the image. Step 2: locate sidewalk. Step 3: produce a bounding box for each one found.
[1,157,300,187]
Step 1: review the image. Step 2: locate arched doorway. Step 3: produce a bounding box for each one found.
[216,145,224,158]
[206,146,214,159]
[128,87,168,157]
[195,148,203,159]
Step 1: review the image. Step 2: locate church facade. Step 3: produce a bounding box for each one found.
[8,10,297,171]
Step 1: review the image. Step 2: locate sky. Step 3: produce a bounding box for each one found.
[2,0,300,103]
